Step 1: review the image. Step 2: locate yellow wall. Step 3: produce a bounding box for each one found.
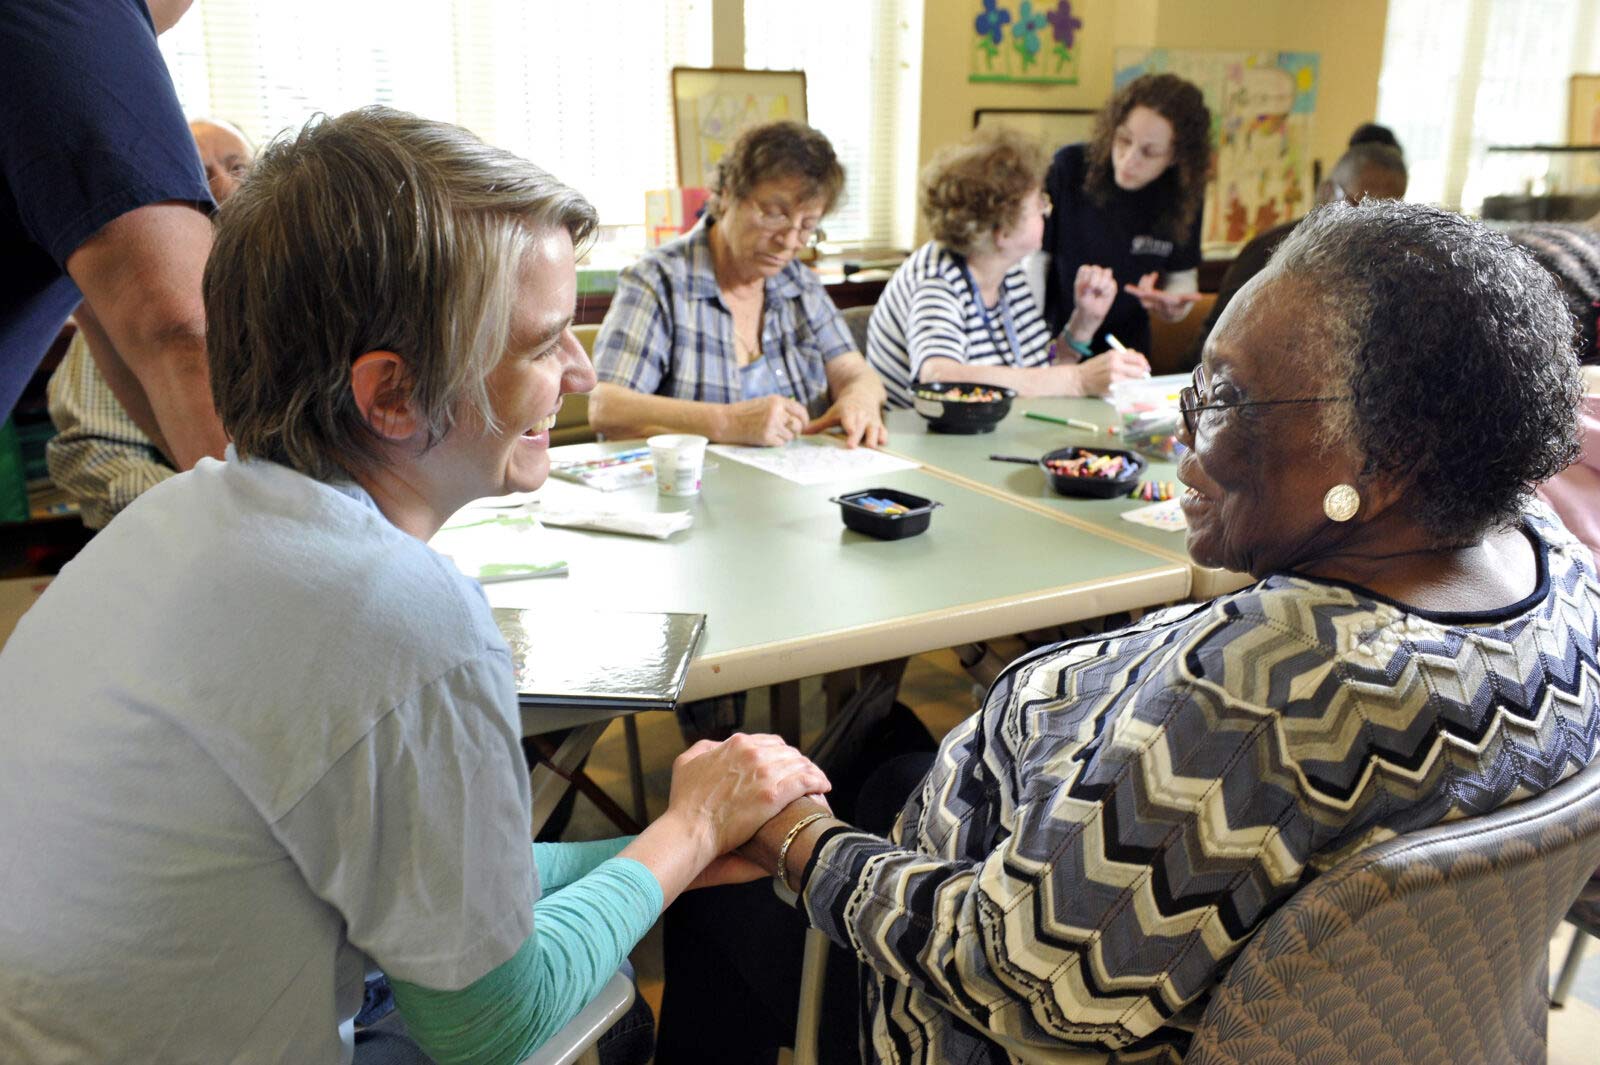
[915,0,1390,237]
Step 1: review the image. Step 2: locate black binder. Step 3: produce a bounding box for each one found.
[494,607,706,714]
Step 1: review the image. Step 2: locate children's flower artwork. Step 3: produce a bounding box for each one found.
[971,0,1079,84]
[1046,1,1082,74]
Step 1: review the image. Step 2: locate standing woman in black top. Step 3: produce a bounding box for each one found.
[1037,73,1211,358]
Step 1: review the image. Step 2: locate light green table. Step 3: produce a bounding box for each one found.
[453,436,1192,829]
[880,397,1252,600]
[475,439,1190,705]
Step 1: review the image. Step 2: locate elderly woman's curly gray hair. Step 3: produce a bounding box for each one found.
[1266,200,1582,543]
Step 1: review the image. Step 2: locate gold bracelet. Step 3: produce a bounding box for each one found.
[775,812,830,889]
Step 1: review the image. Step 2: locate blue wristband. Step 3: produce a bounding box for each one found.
[1064,337,1093,359]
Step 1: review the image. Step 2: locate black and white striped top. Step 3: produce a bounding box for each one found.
[866,241,1054,408]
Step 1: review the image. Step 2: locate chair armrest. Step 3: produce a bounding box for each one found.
[518,969,635,1065]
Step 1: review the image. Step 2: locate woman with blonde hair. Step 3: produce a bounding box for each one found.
[867,127,1146,407]
[0,108,830,1065]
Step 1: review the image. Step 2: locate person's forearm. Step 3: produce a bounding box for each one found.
[1063,306,1103,344]
[75,304,225,469]
[66,205,229,469]
[740,797,838,892]
[390,856,661,1065]
[533,837,633,892]
[588,384,726,441]
[616,810,719,910]
[917,358,1084,398]
[72,308,169,460]
[835,371,886,413]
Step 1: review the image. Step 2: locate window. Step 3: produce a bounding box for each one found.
[743,0,921,249]
[158,0,713,225]
[1375,0,1600,211]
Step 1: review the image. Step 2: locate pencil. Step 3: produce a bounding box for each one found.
[1024,411,1102,433]
[1105,333,1128,353]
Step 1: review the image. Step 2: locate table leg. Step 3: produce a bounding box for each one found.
[524,721,643,837]
[770,680,803,746]
[622,715,648,824]
[823,670,855,724]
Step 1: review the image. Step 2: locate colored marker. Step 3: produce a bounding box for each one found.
[1024,411,1102,433]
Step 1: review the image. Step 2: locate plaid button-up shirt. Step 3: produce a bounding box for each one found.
[592,220,856,416]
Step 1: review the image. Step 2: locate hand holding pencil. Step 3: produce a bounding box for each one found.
[1075,334,1150,396]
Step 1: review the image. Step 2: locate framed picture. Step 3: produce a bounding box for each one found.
[973,108,1097,151]
[672,67,807,188]
[1570,74,1600,146]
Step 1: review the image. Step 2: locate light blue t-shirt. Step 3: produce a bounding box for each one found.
[0,452,538,1062]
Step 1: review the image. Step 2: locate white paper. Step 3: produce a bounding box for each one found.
[1119,498,1187,532]
[708,438,920,486]
[431,512,569,581]
[534,503,694,540]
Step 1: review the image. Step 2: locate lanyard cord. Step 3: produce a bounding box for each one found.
[958,259,1024,363]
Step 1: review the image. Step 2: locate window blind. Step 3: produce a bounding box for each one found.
[1376,0,1600,211]
[158,0,713,225]
[743,0,919,249]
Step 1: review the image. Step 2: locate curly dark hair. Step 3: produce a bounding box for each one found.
[920,126,1047,256]
[706,120,845,219]
[1268,200,1582,543]
[1083,74,1210,243]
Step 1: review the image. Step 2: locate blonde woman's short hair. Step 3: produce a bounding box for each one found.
[204,106,597,482]
[920,127,1047,256]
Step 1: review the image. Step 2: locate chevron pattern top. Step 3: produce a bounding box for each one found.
[800,504,1600,1065]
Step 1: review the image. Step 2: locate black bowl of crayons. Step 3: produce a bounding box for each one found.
[830,487,942,540]
[911,381,1016,434]
[1040,446,1146,499]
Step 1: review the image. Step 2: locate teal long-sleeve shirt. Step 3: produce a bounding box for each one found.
[388,837,660,1065]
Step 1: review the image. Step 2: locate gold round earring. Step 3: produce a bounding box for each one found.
[1323,484,1360,522]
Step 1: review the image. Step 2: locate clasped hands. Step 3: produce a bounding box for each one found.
[661,733,834,891]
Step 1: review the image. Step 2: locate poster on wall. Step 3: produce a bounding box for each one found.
[672,67,808,188]
[970,1,1083,85]
[1115,48,1319,258]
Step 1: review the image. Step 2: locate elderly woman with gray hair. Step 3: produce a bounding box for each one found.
[658,200,1600,1065]
[0,107,831,1065]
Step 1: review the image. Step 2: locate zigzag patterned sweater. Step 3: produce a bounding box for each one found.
[800,506,1600,1064]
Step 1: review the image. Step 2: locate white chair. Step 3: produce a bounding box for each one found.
[774,882,831,1065]
[519,969,637,1065]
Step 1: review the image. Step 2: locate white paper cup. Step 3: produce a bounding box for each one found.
[647,433,708,496]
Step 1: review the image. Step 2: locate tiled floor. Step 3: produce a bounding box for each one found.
[562,648,1600,1063]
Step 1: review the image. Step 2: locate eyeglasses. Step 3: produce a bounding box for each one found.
[1178,364,1350,437]
[750,200,826,248]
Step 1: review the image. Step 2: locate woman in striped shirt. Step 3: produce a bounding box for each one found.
[866,128,1149,409]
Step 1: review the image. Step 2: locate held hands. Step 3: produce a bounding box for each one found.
[664,733,831,888]
[1124,271,1203,322]
[1075,348,1151,397]
[721,395,811,446]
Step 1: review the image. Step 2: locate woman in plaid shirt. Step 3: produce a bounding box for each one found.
[588,121,886,450]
